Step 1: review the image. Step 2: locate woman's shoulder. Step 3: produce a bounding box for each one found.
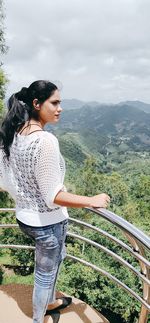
[42,130,58,143]
[40,131,60,152]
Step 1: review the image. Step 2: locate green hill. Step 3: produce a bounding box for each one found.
[46,102,150,156]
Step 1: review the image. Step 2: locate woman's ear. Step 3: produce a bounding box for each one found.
[33,98,40,110]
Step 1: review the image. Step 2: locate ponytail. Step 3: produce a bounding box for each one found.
[0,80,58,160]
[0,87,31,160]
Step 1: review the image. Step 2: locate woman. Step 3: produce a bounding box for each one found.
[0,80,110,323]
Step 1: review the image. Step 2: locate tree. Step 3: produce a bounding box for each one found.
[0,67,7,117]
[0,0,8,117]
[0,0,10,201]
[0,0,8,57]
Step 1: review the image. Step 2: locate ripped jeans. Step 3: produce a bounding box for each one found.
[16,218,68,323]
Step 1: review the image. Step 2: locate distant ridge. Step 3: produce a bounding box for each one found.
[118,100,150,114]
[61,99,85,110]
[61,99,150,113]
[47,101,150,155]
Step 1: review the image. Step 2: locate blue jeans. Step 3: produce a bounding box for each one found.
[16,218,68,323]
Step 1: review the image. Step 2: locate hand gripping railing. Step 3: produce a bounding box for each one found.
[0,206,150,323]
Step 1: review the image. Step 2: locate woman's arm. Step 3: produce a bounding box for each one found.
[54,190,110,209]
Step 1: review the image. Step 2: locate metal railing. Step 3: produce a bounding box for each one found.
[0,206,150,323]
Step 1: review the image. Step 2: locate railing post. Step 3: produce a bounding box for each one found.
[124,233,150,323]
[137,251,150,323]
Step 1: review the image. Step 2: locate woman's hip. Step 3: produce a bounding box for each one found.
[17,218,68,253]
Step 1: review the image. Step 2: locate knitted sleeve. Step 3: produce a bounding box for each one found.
[35,134,65,208]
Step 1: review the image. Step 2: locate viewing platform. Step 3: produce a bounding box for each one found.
[0,284,109,323]
[0,205,150,322]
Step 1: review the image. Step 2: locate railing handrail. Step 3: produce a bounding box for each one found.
[1,206,149,249]
[85,207,150,250]
[2,221,150,268]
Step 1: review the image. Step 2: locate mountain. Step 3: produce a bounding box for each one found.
[118,101,150,114]
[61,99,103,110]
[61,99,85,110]
[46,102,150,157]
[56,103,150,133]
[61,99,150,114]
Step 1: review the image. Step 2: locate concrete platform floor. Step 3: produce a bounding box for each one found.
[0,284,109,323]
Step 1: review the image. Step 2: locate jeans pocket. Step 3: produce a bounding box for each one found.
[62,220,68,237]
[36,233,58,247]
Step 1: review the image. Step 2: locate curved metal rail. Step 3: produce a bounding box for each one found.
[0,206,150,322]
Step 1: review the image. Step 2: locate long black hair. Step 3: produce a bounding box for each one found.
[0,80,57,160]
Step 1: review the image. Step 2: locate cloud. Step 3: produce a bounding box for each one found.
[2,0,150,103]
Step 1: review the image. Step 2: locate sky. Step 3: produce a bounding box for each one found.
[2,0,150,103]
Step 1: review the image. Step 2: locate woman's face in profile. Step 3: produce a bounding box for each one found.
[38,89,63,125]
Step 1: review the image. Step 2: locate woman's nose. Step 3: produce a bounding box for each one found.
[58,105,62,112]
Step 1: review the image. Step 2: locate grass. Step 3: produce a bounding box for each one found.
[2,271,34,285]
[0,249,13,265]
[0,249,34,285]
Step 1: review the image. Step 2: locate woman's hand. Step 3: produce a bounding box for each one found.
[90,193,111,208]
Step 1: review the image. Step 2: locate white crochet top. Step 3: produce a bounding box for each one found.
[0,130,69,226]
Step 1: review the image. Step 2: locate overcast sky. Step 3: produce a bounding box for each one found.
[2,0,150,103]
